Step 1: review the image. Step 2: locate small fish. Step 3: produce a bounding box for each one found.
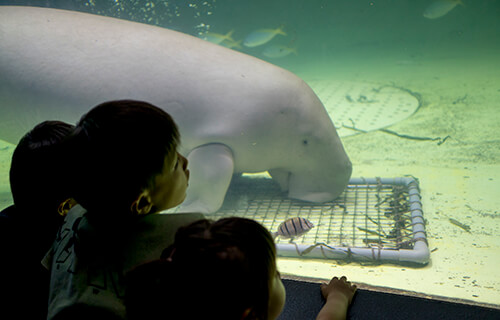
[221,38,243,50]
[262,44,297,58]
[423,0,463,19]
[200,30,234,44]
[243,26,287,48]
[273,217,314,239]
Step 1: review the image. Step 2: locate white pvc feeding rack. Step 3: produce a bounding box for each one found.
[206,176,429,265]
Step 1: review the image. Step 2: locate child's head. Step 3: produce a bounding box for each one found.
[9,120,75,226]
[125,217,286,320]
[69,100,188,225]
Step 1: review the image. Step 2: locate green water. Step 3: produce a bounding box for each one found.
[1,0,499,307]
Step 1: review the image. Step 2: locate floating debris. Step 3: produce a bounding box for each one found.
[449,218,471,233]
[357,227,386,238]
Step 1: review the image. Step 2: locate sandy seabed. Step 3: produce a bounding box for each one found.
[1,43,498,306]
[280,43,500,307]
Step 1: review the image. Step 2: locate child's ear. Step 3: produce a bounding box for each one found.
[241,308,252,320]
[131,191,154,215]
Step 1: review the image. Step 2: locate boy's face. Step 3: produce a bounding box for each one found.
[148,151,190,212]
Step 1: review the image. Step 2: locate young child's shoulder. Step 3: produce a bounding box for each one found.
[46,207,203,320]
[124,212,205,269]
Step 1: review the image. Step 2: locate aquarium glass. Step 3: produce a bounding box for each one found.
[0,0,499,308]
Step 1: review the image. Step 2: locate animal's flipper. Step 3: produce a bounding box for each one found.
[178,143,234,214]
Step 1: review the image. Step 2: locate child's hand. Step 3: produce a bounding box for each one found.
[320,276,357,306]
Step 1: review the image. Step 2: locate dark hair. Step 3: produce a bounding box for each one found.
[9,120,74,226]
[68,100,180,225]
[125,217,276,320]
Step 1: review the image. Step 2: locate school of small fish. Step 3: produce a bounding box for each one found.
[199,1,464,59]
[273,217,314,239]
[199,25,296,59]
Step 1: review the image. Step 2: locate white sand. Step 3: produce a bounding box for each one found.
[1,43,498,306]
[278,44,500,306]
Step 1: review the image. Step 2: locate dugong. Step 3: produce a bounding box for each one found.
[0,6,352,213]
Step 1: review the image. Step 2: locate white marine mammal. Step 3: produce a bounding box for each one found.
[0,6,351,213]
